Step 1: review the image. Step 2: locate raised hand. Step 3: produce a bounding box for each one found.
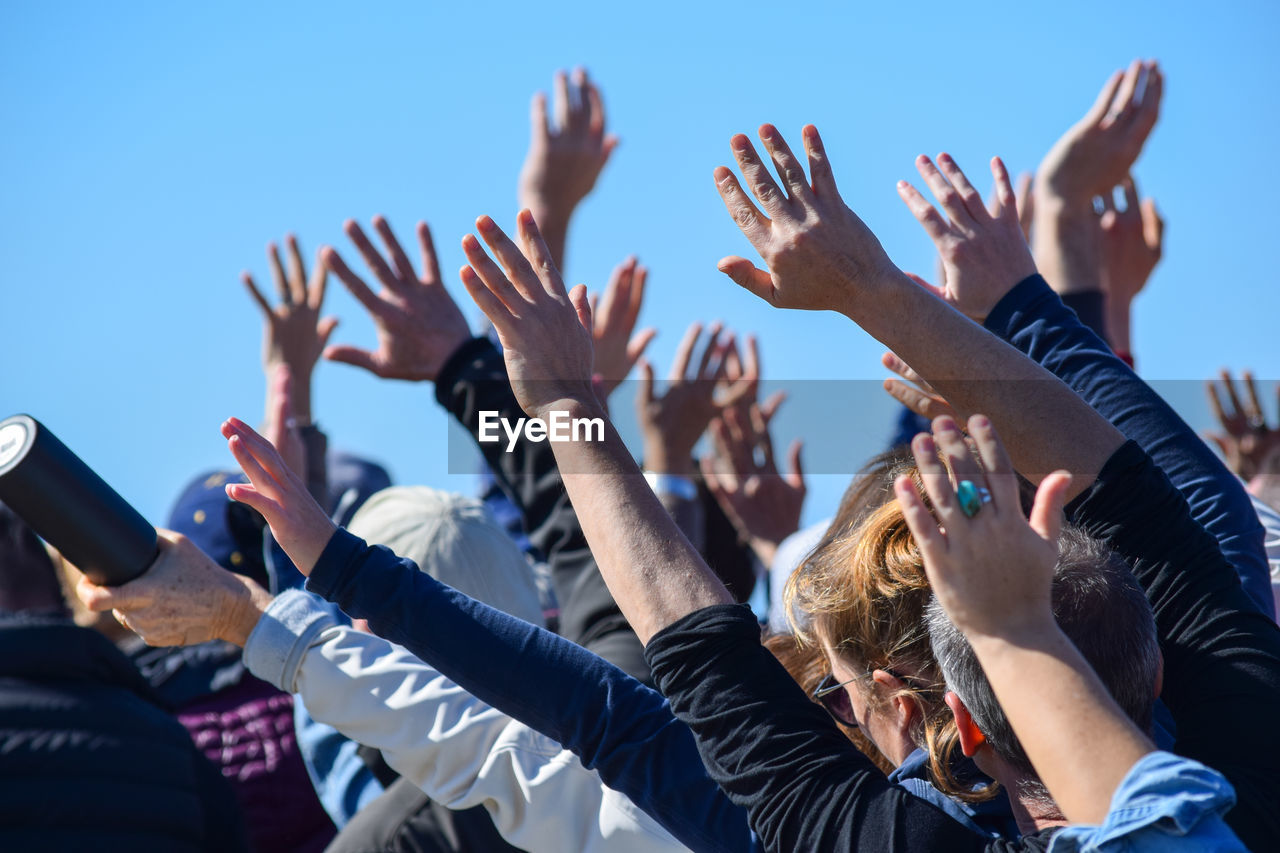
[518,68,619,268]
[701,401,805,566]
[1206,370,1280,482]
[322,216,471,382]
[896,154,1037,322]
[636,323,756,476]
[459,210,596,419]
[715,124,902,314]
[1036,60,1163,206]
[76,529,273,648]
[881,351,958,422]
[242,234,338,424]
[591,256,656,397]
[221,416,338,574]
[896,414,1072,638]
[1099,176,1163,351]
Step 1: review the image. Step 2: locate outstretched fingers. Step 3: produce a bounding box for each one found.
[758,124,814,205]
[461,234,523,316]
[714,166,771,248]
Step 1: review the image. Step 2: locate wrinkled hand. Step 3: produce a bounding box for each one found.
[1099,176,1163,306]
[1206,370,1280,482]
[895,415,1073,639]
[1036,60,1162,206]
[716,124,901,314]
[222,416,337,574]
[882,351,959,422]
[322,217,471,382]
[637,324,756,475]
[897,154,1036,322]
[459,211,596,419]
[701,401,805,566]
[76,529,273,648]
[591,256,656,396]
[242,234,338,423]
[518,68,618,222]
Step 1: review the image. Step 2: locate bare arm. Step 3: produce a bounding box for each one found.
[714,124,1123,497]
[896,415,1153,824]
[1032,61,1162,305]
[458,211,732,643]
[517,68,618,271]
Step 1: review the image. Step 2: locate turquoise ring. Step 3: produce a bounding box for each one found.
[956,480,992,518]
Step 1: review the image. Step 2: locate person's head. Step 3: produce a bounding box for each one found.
[926,524,1160,809]
[0,501,68,616]
[347,486,545,626]
[763,631,895,776]
[787,493,972,792]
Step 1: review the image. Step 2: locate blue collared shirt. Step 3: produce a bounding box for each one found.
[1048,751,1243,852]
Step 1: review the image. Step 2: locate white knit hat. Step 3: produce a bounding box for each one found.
[347,486,544,625]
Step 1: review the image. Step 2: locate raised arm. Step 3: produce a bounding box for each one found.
[76,449,753,853]
[896,415,1149,823]
[517,68,619,271]
[714,124,1124,496]
[457,211,732,642]
[1030,60,1162,305]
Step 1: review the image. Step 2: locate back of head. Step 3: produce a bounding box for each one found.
[786,494,977,795]
[0,501,66,615]
[926,524,1160,804]
[348,486,544,625]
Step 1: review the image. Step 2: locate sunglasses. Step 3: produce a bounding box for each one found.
[813,672,861,728]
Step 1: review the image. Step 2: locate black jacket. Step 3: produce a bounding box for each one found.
[0,614,248,852]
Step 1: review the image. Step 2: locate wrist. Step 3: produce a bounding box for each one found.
[216,575,274,648]
[530,392,604,426]
[643,450,697,477]
[519,196,574,230]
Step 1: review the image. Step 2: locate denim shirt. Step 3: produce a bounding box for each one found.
[1048,751,1243,852]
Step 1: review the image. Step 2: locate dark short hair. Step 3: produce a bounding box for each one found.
[926,524,1159,803]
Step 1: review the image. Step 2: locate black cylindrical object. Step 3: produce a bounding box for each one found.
[0,413,157,585]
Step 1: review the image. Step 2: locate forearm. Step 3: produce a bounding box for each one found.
[969,625,1153,825]
[546,397,732,643]
[1104,296,1133,355]
[1031,191,1101,296]
[301,530,750,852]
[845,273,1125,496]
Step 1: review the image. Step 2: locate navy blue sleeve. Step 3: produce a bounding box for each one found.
[645,605,993,853]
[304,528,755,853]
[1065,441,1280,851]
[986,275,1273,618]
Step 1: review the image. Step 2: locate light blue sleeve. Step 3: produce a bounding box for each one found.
[246,587,386,828]
[1047,751,1244,852]
[293,695,386,827]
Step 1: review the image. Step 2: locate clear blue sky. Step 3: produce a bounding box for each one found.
[3,0,1278,527]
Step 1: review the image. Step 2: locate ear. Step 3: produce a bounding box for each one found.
[872,669,915,731]
[945,690,987,757]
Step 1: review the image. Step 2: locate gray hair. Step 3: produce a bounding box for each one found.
[926,524,1159,806]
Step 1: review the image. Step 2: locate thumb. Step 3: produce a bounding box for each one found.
[316,316,340,350]
[569,284,593,335]
[717,257,774,303]
[636,358,655,406]
[1028,471,1073,542]
[324,345,381,375]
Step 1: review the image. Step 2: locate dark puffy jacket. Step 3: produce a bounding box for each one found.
[129,639,336,853]
[0,615,248,852]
